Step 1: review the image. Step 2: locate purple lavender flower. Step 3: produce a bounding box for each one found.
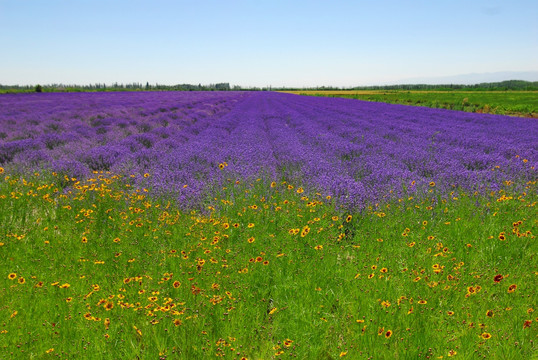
[0,91,535,209]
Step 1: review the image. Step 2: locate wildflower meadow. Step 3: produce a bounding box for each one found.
[0,91,536,359]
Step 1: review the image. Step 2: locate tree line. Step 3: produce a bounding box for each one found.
[275,80,538,91]
[1,80,537,94]
[0,82,240,93]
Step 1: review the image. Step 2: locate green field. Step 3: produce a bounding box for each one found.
[1,169,536,359]
[284,90,538,118]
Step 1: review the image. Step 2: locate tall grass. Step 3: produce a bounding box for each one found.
[0,169,536,359]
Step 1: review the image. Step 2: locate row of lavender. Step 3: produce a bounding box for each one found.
[0,91,245,178]
[0,91,536,208]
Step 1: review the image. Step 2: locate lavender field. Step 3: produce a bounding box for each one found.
[1,92,537,359]
[1,91,535,208]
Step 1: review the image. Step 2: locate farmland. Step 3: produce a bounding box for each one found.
[284,90,538,118]
[0,92,536,359]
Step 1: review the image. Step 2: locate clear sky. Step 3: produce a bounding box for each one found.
[1,0,537,87]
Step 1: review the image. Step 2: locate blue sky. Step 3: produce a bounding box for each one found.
[1,0,537,87]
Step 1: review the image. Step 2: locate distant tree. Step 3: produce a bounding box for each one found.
[35,84,43,93]
[215,83,230,91]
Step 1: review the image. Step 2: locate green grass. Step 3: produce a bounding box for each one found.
[286,90,538,117]
[0,170,536,359]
